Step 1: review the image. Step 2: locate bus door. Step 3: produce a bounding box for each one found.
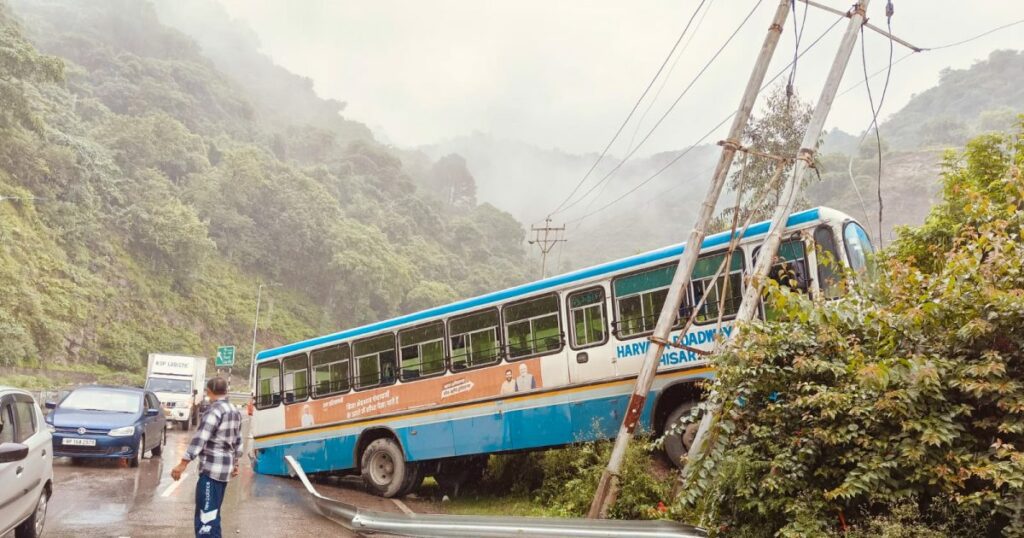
[566,285,615,384]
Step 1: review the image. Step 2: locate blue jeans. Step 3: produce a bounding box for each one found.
[194,473,227,537]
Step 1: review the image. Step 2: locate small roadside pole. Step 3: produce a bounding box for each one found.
[587,0,795,519]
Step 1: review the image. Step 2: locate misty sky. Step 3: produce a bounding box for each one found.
[217,0,1022,155]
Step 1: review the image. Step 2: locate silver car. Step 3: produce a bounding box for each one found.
[0,386,53,538]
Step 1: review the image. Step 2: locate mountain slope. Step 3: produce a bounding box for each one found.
[0,0,531,379]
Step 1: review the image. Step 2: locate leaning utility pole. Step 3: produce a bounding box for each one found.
[587,0,794,519]
[529,217,566,278]
[683,0,873,480]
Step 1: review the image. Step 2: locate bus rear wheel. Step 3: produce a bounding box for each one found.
[360,438,409,498]
[664,402,700,468]
[433,455,486,497]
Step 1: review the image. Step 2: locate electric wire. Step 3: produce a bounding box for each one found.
[566,13,846,227]
[837,18,1024,99]
[565,13,1024,244]
[552,0,765,218]
[626,0,717,155]
[544,0,710,220]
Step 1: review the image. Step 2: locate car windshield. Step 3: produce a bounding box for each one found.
[145,378,191,394]
[61,390,141,413]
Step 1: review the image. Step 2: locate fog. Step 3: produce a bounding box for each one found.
[214,0,1021,153]
[158,0,1023,267]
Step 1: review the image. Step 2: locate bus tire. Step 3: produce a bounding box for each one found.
[664,402,699,468]
[434,455,486,497]
[396,461,424,497]
[360,437,409,498]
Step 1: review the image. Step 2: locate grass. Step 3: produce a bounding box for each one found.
[416,478,557,517]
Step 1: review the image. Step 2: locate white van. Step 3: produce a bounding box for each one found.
[0,387,53,538]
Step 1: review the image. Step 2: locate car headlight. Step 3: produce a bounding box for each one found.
[46,424,56,433]
[108,426,136,437]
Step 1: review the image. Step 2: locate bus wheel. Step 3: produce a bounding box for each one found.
[360,438,409,498]
[396,461,424,497]
[664,402,699,468]
[434,456,486,497]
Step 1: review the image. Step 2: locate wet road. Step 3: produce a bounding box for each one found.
[32,419,427,537]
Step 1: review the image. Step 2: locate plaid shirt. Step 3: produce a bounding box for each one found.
[183,398,242,482]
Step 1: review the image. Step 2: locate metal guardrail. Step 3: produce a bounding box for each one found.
[284,456,707,538]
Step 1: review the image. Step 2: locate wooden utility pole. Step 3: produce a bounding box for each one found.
[587,0,794,519]
[683,0,874,480]
[529,218,566,278]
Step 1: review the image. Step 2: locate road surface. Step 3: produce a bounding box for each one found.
[31,419,430,537]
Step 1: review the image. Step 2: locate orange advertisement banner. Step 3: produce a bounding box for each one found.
[284,358,544,430]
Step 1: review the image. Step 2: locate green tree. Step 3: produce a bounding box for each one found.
[0,6,64,133]
[711,85,815,231]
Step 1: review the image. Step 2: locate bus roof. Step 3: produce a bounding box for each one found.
[256,207,840,361]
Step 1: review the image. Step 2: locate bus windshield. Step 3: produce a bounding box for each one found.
[843,222,875,276]
[146,377,192,394]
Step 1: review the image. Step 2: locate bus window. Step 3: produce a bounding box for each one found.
[686,252,744,324]
[613,264,675,338]
[311,344,350,397]
[814,226,843,298]
[843,222,875,277]
[568,287,607,349]
[256,360,281,409]
[756,240,809,293]
[354,333,397,390]
[754,240,809,321]
[449,309,501,370]
[504,294,561,359]
[281,354,310,403]
[399,322,446,381]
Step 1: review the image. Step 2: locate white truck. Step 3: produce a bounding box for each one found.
[145,353,207,430]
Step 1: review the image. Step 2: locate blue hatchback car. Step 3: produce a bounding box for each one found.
[45,386,167,466]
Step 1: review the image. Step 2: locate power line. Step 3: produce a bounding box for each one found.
[929,18,1024,51]
[565,12,843,226]
[544,0,710,219]
[567,13,1023,230]
[837,17,1024,99]
[553,0,766,218]
[626,0,717,154]
[852,1,894,249]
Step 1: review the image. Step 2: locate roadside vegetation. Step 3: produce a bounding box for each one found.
[435,439,671,520]
[678,123,1024,536]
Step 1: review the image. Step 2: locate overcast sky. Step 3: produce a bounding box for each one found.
[216,0,1022,155]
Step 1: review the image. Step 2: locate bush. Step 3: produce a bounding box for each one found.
[479,439,672,520]
[678,123,1024,536]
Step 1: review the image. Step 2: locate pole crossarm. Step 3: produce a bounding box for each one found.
[798,0,921,52]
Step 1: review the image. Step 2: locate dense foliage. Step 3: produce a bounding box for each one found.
[475,439,671,520]
[0,0,531,376]
[677,124,1024,536]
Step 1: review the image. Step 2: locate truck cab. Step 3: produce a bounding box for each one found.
[145,354,207,430]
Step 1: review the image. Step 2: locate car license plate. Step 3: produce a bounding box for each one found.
[62,438,96,446]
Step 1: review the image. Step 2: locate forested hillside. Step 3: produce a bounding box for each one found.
[808,49,1023,242]
[0,0,531,382]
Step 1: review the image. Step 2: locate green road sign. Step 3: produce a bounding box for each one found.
[216,345,236,367]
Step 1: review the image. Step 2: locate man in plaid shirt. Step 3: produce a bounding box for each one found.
[171,377,242,537]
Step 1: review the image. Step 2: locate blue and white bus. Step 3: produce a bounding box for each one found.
[251,207,874,497]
